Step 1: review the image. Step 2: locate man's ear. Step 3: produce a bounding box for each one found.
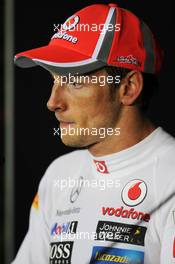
[119,71,143,106]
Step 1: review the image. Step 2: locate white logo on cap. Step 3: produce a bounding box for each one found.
[62,15,80,31]
[117,55,141,66]
[122,179,147,207]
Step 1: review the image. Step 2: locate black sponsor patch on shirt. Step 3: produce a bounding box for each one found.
[95,221,147,246]
[50,241,73,264]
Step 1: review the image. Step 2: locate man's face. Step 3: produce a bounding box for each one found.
[47,68,122,148]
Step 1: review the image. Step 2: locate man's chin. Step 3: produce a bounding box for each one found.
[60,135,95,148]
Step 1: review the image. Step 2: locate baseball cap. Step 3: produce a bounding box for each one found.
[14,3,163,75]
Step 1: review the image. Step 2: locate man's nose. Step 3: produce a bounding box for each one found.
[47,84,66,112]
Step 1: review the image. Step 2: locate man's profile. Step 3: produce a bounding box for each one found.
[12,3,175,264]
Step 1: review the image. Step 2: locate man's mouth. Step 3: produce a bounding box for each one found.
[59,121,75,129]
[55,114,76,128]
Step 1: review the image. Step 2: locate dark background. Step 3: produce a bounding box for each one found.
[1,0,4,262]
[2,0,175,263]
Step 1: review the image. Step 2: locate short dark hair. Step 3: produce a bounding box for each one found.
[104,66,159,113]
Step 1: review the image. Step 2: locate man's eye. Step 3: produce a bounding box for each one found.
[69,82,83,89]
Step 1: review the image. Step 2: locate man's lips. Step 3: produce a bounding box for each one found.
[59,121,75,128]
[55,115,75,127]
[55,116,74,123]
[60,121,74,124]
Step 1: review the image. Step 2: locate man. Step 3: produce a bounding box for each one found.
[12,3,175,264]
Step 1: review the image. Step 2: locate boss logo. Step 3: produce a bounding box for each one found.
[49,241,73,264]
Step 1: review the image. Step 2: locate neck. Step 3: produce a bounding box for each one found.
[88,108,156,157]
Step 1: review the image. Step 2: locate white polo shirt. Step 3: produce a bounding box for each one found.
[12,127,175,264]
